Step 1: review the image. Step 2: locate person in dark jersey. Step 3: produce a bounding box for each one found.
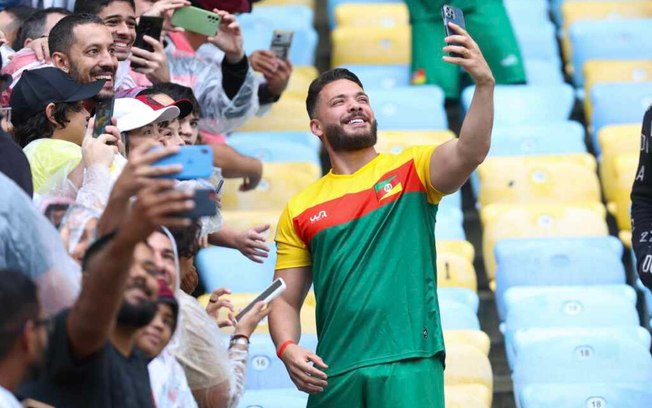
[631,106,652,289]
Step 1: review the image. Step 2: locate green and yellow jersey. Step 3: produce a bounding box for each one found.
[275,146,446,376]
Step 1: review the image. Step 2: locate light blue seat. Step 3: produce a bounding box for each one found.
[494,236,625,319]
[439,190,462,213]
[523,59,565,85]
[505,0,549,27]
[196,244,277,293]
[507,326,651,370]
[519,383,652,408]
[590,82,652,151]
[239,5,313,30]
[489,122,586,157]
[512,23,561,65]
[238,389,309,407]
[570,19,652,87]
[462,84,575,127]
[440,300,480,330]
[438,287,479,314]
[229,139,320,166]
[228,131,320,151]
[435,206,465,240]
[512,336,652,396]
[340,64,410,89]
[327,0,399,28]
[241,25,318,65]
[369,86,447,130]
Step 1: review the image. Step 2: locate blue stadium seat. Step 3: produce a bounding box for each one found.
[504,0,549,28]
[570,19,652,86]
[523,59,565,85]
[238,389,309,408]
[519,383,652,408]
[245,333,318,390]
[369,86,448,130]
[439,190,462,213]
[590,82,652,149]
[438,288,479,314]
[462,84,575,127]
[489,121,586,157]
[440,300,480,330]
[238,5,314,30]
[512,336,652,395]
[494,236,625,319]
[507,326,651,370]
[228,131,320,151]
[229,139,320,166]
[241,25,318,65]
[339,64,410,89]
[196,244,277,293]
[435,206,465,240]
[512,23,561,65]
[327,0,399,28]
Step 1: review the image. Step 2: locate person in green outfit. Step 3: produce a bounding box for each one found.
[408,0,525,100]
[269,22,494,408]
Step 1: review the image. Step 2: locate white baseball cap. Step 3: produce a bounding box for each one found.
[114,97,180,132]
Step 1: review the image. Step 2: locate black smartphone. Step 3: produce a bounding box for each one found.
[176,188,218,218]
[441,5,466,58]
[134,16,163,53]
[92,97,114,138]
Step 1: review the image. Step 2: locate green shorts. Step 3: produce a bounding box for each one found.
[306,356,445,408]
[406,0,526,99]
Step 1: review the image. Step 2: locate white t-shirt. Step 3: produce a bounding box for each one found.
[0,385,22,408]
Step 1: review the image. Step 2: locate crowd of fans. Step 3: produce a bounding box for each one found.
[0,1,293,407]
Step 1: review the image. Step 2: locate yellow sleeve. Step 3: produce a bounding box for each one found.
[275,205,312,270]
[410,146,445,205]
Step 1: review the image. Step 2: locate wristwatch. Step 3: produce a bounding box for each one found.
[229,334,250,348]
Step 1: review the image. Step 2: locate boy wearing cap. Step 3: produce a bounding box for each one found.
[10,67,120,207]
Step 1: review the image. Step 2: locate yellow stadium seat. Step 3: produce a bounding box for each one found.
[437,240,475,264]
[331,26,410,66]
[561,2,652,72]
[445,343,493,396]
[481,203,608,283]
[376,130,455,155]
[584,60,652,121]
[609,153,638,231]
[445,384,492,408]
[238,96,310,132]
[598,124,640,202]
[221,210,282,242]
[477,154,601,207]
[256,0,314,9]
[444,330,491,356]
[436,252,477,292]
[222,162,320,211]
[284,65,319,98]
[335,3,409,28]
[620,229,632,249]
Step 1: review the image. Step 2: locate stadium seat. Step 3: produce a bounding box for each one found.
[340,64,410,89]
[331,25,410,66]
[228,131,320,151]
[334,3,408,28]
[196,244,278,293]
[229,139,320,166]
[512,336,652,393]
[583,60,652,121]
[439,190,462,213]
[511,23,560,65]
[436,251,477,291]
[462,84,575,127]
[523,59,565,85]
[327,0,399,28]
[238,5,314,30]
[237,97,310,132]
[507,326,652,370]
[477,154,601,208]
[438,288,479,313]
[504,0,550,29]
[481,203,609,282]
[222,162,321,211]
[494,236,625,319]
[368,86,447,130]
[284,65,318,98]
[440,300,480,330]
[258,0,315,8]
[437,240,475,264]
[375,130,454,154]
[221,210,282,243]
[569,19,652,87]
[445,344,493,394]
[489,121,586,157]
[435,207,466,240]
[609,153,637,231]
[444,330,491,356]
[445,384,491,408]
[518,383,652,408]
[590,82,652,141]
[598,123,640,200]
[237,388,309,408]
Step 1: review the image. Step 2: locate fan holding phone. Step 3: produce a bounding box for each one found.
[249,31,294,105]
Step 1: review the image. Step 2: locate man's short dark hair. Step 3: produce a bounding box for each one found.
[3,5,36,27]
[73,0,135,15]
[48,13,104,57]
[306,68,364,119]
[0,269,39,360]
[13,101,85,148]
[14,7,72,51]
[169,222,201,259]
[149,82,202,117]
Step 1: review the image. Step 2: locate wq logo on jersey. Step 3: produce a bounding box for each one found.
[310,210,328,223]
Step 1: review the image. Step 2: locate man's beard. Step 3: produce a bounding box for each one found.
[324,120,378,152]
[68,63,114,99]
[117,298,157,328]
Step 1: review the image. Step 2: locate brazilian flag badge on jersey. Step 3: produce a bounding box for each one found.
[374,175,403,202]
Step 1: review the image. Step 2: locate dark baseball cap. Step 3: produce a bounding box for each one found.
[10,67,105,126]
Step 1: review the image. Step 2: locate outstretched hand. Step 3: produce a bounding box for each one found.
[442,22,494,87]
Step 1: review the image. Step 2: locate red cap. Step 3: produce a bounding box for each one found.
[136,94,194,119]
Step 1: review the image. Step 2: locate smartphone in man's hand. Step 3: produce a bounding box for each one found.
[93,97,114,138]
[270,30,294,60]
[134,16,163,53]
[441,5,466,58]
